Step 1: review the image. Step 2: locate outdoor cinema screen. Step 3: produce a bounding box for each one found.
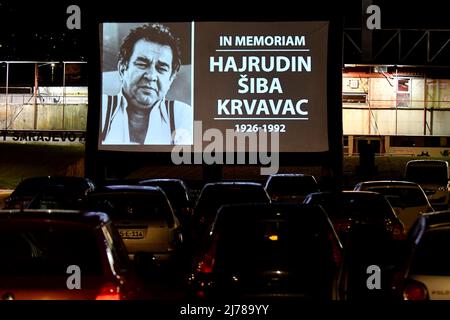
[99,21,329,153]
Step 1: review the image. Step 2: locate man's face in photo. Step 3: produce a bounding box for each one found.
[119,38,176,109]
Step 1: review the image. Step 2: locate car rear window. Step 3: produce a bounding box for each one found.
[367,187,429,207]
[28,190,84,210]
[266,176,319,195]
[214,210,335,273]
[0,226,103,276]
[311,194,396,220]
[87,193,174,225]
[196,186,270,219]
[142,182,190,209]
[411,229,450,276]
[13,179,89,198]
[406,164,448,185]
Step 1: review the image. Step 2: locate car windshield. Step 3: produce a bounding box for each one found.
[141,182,190,209]
[87,193,173,224]
[0,226,103,276]
[411,229,450,276]
[367,187,429,207]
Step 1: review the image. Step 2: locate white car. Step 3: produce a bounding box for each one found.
[394,211,450,300]
[405,160,450,210]
[354,180,434,232]
[86,185,183,263]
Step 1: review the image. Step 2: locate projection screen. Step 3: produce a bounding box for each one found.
[99,21,329,153]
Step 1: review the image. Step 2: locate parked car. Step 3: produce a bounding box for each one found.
[192,182,271,246]
[304,191,406,244]
[85,185,183,264]
[404,160,450,210]
[264,173,320,203]
[0,209,138,300]
[26,185,87,210]
[138,179,195,267]
[339,222,403,301]
[189,203,343,301]
[4,176,96,209]
[354,180,434,232]
[392,210,450,300]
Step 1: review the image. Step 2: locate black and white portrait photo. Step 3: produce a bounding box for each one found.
[101,22,193,146]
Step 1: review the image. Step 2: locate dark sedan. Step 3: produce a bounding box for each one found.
[0,209,138,300]
[189,203,343,301]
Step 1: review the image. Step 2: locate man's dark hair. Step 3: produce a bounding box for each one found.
[118,23,182,75]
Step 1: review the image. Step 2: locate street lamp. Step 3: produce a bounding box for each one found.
[51,63,56,83]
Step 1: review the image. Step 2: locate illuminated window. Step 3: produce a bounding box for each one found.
[342,92,367,104]
[396,78,411,108]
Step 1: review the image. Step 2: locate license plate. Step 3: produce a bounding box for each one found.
[119,229,145,239]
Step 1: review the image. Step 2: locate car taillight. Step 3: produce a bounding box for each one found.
[196,289,206,299]
[334,221,351,232]
[196,251,215,274]
[96,282,121,300]
[328,232,342,266]
[392,222,406,240]
[196,234,219,274]
[403,280,429,300]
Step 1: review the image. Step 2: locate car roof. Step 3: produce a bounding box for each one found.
[198,182,268,200]
[139,178,187,185]
[406,159,449,166]
[202,181,263,189]
[356,180,421,188]
[95,184,163,193]
[199,181,269,199]
[13,176,93,187]
[268,173,315,178]
[138,179,190,194]
[10,176,94,196]
[266,174,317,183]
[306,190,381,199]
[16,176,91,182]
[0,209,110,225]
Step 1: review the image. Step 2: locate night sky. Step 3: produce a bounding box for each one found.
[0,0,448,66]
